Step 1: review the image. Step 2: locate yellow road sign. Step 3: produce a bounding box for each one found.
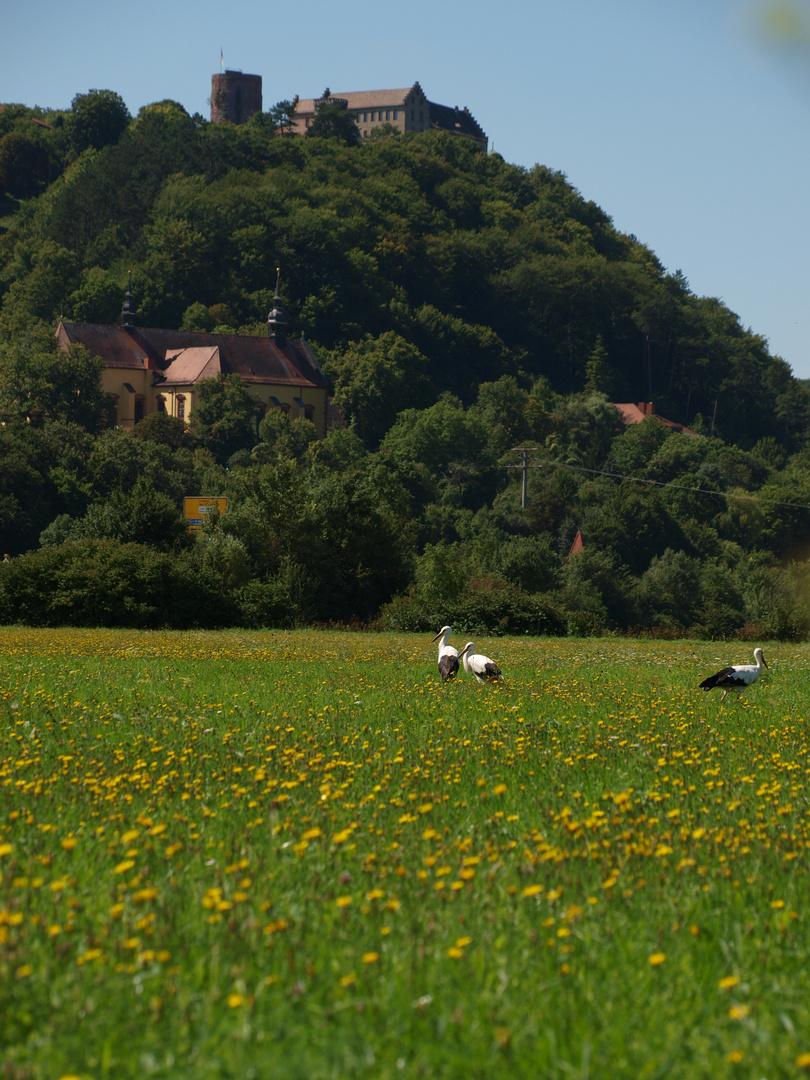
[184,496,228,531]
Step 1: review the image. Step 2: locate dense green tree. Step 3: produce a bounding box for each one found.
[584,334,616,396]
[0,328,110,431]
[305,97,361,146]
[0,132,53,197]
[41,476,187,551]
[254,409,318,463]
[191,374,259,464]
[132,413,197,450]
[326,332,434,446]
[546,392,625,471]
[69,89,131,154]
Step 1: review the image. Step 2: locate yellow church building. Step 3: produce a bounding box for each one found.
[56,277,330,436]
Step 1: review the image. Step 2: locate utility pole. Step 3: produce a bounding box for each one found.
[511,447,538,508]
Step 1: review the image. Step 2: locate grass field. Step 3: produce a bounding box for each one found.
[2,628,810,1079]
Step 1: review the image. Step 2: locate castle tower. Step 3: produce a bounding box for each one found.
[210,71,262,124]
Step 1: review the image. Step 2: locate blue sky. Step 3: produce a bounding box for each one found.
[6,0,810,377]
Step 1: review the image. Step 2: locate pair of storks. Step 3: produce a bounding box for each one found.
[431,629,768,701]
[431,626,504,684]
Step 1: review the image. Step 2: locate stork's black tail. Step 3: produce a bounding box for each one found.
[699,667,733,691]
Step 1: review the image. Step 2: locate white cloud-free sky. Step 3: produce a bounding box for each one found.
[5,0,810,375]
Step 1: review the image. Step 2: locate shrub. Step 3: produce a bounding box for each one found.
[380,580,566,637]
[0,540,237,628]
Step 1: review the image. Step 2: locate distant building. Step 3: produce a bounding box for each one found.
[56,276,329,435]
[613,401,699,437]
[568,530,585,558]
[210,71,262,124]
[289,82,487,149]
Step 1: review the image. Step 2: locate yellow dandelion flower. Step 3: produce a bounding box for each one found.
[648,952,666,966]
[796,1052,810,1068]
[114,860,134,874]
[60,837,77,851]
[340,973,357,987]
[455,936,472,948]
[15,964,33,979]
[718,975,740,989]
[361,951,379,964]
[522,884,543,897]
[336,895,352,908]
[493,784,507,796]
[447,946,464,958]
[770,899,785,909]
[227,992,245,1008]
[726,1050,744,1063]
[0,843,12,857]
[729,1004,749,1020]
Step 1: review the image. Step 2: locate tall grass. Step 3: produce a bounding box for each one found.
[1,629,810,1079]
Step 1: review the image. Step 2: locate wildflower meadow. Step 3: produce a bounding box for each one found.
[2,628,810,1079]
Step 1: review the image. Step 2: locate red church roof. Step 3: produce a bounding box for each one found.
[56,322,328,391]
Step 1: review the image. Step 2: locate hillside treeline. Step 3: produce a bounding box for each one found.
[1,92,810,638]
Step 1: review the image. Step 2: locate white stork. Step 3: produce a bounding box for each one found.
[699,647,767,702]
[458,641,504,684]
[431,625,459,682]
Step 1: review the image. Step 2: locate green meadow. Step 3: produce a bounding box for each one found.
[2,628,810,1080]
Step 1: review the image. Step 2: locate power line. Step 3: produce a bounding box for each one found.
[504,449,810,513]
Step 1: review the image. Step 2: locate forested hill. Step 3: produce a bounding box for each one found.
[0,94,805,449]
[4,93,810,641]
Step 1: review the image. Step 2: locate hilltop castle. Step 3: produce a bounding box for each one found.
[210,72,487,150]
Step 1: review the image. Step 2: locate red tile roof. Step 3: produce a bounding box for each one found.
[614,402,699,436]
[57,323,328,390]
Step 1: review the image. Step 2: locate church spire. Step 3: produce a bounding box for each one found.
[267,268,287,347]
[121,271,136,330]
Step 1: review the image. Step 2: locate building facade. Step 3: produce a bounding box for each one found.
[56,279,330,436]
[289,82,487,149]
